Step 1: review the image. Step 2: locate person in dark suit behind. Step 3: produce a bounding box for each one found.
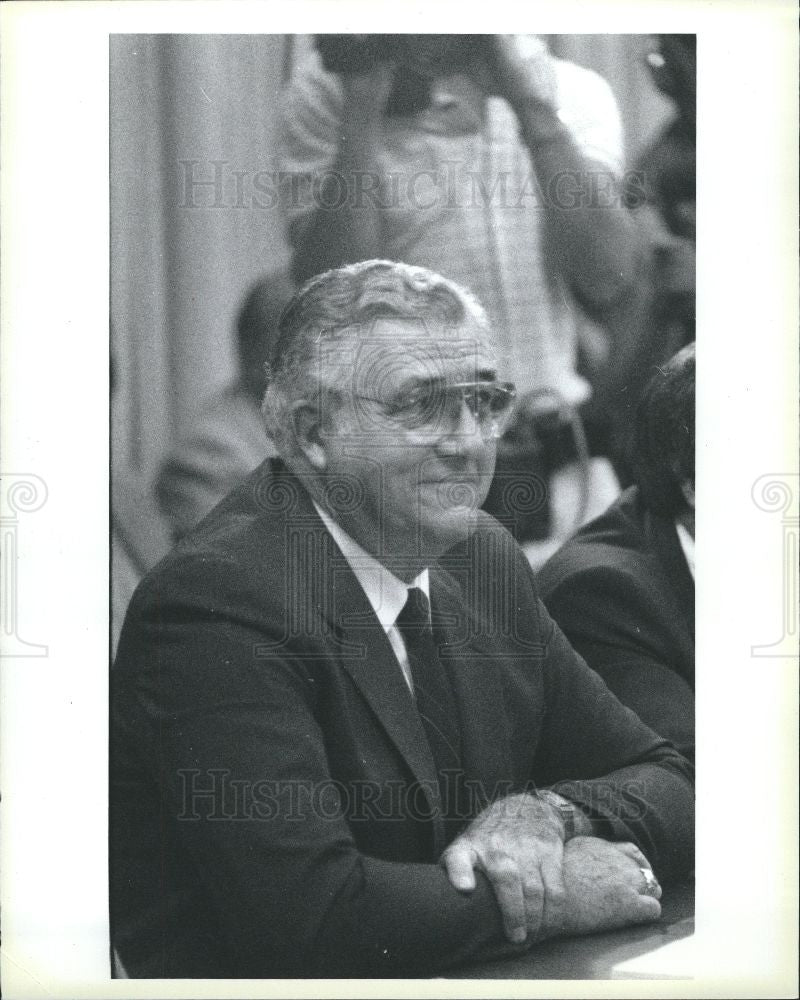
[538,343,695,759]
[111,262,693,979]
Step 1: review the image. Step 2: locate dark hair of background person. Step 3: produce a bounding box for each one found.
[633,341,695,517]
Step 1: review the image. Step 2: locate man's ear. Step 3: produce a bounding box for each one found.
[679,479,695,510]
[290,400,329,471]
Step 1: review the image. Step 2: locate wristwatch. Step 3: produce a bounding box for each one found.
[537,789,577,839]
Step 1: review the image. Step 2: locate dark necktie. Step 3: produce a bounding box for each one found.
[395,587,463,844]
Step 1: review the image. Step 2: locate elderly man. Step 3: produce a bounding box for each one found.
[111,261,693,979]
[538,343,696,760]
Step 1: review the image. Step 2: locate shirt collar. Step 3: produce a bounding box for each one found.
[674,519,695,580]
[312,501,429,630]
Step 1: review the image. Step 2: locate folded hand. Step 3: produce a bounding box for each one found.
[441,792,566,944]
[548,836,662,938]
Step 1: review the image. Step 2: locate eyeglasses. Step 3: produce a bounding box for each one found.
[346,379,517,440]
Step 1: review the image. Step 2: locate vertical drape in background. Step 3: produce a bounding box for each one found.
[110,33,673,488]
[111,35,290,482]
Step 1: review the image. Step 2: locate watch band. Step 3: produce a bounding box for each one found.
[537,789,576,839]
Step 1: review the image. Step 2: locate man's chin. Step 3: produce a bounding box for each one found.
[416,503,482,554]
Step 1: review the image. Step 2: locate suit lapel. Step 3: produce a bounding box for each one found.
[280,487,442,816]
[331,566,441,795]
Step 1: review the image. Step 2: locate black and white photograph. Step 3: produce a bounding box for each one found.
[1,2,798,997]
[110,30,698,980]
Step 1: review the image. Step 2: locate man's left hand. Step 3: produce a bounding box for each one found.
[440,792,567,944]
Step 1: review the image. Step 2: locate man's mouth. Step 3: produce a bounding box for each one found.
[418,477,485,509]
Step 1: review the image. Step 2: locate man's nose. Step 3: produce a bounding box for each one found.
[436,397,485,456]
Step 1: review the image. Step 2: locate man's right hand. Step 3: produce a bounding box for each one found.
[543,837,662,939]
[441,792,569,945]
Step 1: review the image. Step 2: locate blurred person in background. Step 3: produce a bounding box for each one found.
[278,34,644,546]
[587,34,695,486]
[629,33,695,354]
[537,343,695,760]
[156,266,295,540]
[629,34,696,246]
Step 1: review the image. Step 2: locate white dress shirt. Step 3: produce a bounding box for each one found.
[313,502,428,693]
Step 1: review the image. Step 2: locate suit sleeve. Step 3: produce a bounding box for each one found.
[540,562,695,760]
[506,540,694,883]
[533,610,694,883]
[112,554,526,977]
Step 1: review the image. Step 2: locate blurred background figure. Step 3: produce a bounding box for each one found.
[587,33,696,486]
[631,33,696,353]
[629,34,696,245]
[537,342,695,760]
[156,266,295,540]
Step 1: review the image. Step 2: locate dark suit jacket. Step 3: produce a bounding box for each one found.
[537,486,695,760]
[110,462,694,979]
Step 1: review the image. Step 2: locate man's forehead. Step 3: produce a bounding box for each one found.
[320,317,496,376]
